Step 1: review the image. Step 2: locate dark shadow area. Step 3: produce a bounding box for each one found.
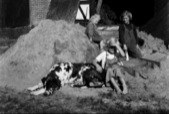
[4,0,29,28]
[0,0,31,40]
[103,0,155,26]
[0,26,31,39]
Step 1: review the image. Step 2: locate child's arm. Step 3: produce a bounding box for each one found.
[114,43,125,57]
[115,42,129,61]
[93,59,103,73]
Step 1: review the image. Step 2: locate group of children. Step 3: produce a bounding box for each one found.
[28,10,143,96]
[86,10,143,94]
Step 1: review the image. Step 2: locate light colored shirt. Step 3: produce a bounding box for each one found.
[96,51,116,69]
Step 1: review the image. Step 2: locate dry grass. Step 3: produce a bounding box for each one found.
[0,86,169,114]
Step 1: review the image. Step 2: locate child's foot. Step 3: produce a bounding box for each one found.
[116,89,122,94]
[105,83,111,87]
[102,84,106,87]
[122,85,128,94]
[122,89,128,94]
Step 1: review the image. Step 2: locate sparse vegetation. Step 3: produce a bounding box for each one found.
[0,87,169,114]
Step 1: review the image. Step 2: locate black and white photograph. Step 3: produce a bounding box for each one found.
[0,0,169,113]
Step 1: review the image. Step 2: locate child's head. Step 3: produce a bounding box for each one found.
[89,14,101,24]
[120,10,132,24]
[107,38,118,54]
[108,45,116,54]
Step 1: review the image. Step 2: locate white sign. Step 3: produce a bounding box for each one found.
[76,4,90,20]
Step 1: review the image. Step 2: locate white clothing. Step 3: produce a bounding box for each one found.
[96,51,116,69]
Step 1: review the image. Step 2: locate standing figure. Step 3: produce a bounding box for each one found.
[93,38,128,94]
[119,10,142,59]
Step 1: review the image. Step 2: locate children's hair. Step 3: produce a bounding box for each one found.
[120,10,132,21]
[107,38,121,56]
[107,38,119,47]
[89,14,101,23]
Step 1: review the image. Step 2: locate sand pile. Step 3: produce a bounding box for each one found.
[138,56,169,99]
[121,31,169,98]
[1,19,169,99]
[138,31,168,56]
[0,19,99,91]
[123,60,168,98]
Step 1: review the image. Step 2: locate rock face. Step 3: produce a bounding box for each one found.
[0,20,99,90]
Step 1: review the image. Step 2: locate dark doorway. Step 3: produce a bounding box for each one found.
[4,0,29,28]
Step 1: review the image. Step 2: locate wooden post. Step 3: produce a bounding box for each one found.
[29,0,51,26]
[96,0,102,14]
[47,0,80,23]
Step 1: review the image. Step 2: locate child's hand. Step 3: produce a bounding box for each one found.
[125,51,129,61]
[96,66,103,73]
[136,44,141,51]
[118,61,124,66]
[89,37,93,42]
[123,44,127,50]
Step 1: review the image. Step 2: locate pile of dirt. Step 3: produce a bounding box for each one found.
[0,19,99,91]
[1,19,169,100]
[138,31,168,56]
[121,31,169,99]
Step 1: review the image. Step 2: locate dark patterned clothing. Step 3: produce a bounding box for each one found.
[119,24,142,58]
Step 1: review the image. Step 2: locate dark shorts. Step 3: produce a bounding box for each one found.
[128,47,142,58]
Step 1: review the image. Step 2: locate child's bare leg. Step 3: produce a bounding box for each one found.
[115,66,128,94]
[105,68,113,87]
[27,82,43,91]
[119,77,128,94]
[110,78,122,94]
[30,88,46,95]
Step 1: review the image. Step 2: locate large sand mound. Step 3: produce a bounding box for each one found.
[0,20,99,91]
